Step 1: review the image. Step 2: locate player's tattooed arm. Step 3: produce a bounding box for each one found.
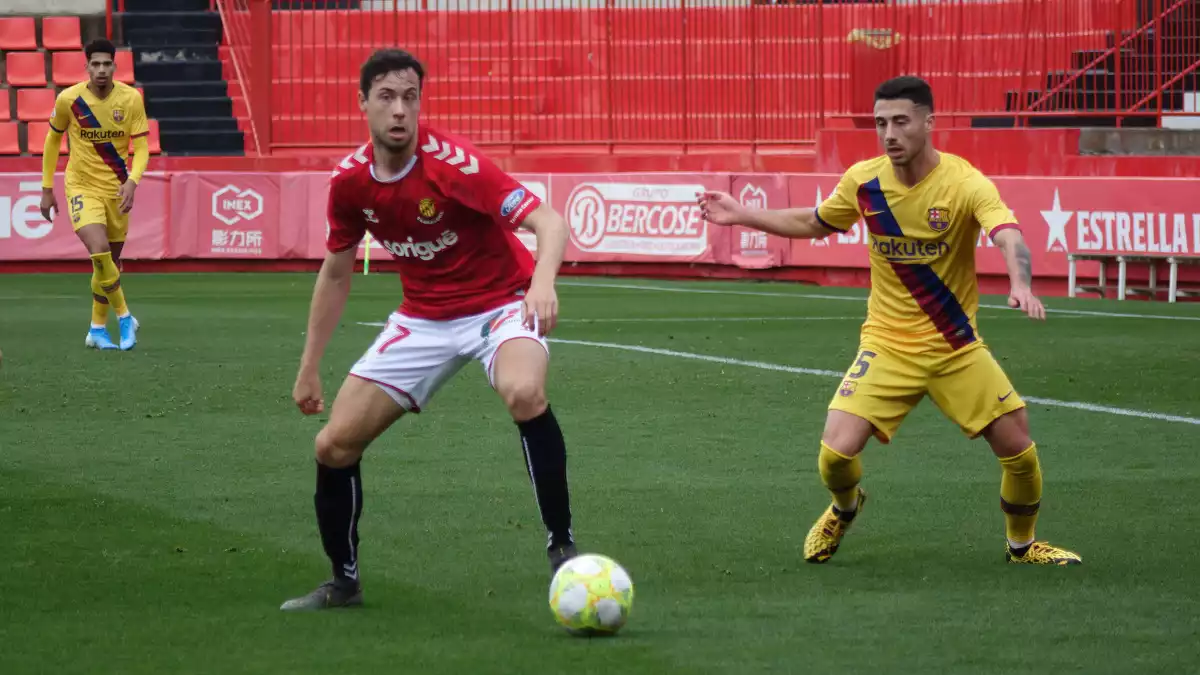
[993,228,1046,320]
[994,228,1033,288]
[1013,240,1033,287]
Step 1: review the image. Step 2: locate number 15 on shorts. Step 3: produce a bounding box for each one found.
[838,350,876,397]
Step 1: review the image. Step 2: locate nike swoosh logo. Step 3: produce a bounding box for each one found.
[864,210,884,217]
[998,390,1014,402]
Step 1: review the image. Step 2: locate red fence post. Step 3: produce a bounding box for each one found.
[250,0,273,155]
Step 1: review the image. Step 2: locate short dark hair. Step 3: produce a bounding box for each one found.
[874,76,935,112]
[84,38,116,61]
[360,49,425,97]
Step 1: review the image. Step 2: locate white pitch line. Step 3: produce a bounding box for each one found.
[551,338,1200,427]
[355,314,1071,329]
[355,317,861,328]
[554,338,845,378]
[561,280,859,302]
[559,281,1200,322]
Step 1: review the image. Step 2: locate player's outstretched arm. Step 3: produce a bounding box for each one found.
[697,191,830,240]
[294,248,356,414]
[39,129,65,221]
[519,204,567,336]
[993,228,1046,321]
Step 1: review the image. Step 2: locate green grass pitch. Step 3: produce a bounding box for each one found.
[2,272,1198,674]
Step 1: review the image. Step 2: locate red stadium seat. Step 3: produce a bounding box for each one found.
[27,121,67,155]
[16,87,56,122]
[147,118,161,154]
[0,17,37,51]
[41,16,82,51]
[0,122,18,155]
[115,50,135,84]
[51,51,87,87]
[5,52,47,87]
[0,91,10,122]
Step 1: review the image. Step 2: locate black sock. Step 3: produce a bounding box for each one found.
[517,405,574,548]
[314,460,363,584]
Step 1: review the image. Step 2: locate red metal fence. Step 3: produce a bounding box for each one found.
[195,0,1199,155]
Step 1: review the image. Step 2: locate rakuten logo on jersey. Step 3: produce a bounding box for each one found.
[380,230,459,261]
[869,234,950,262]
[1040,188,1200,254]
[0,181,53,240]
[565,182,707,256]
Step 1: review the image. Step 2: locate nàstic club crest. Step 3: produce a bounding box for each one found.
[927,207,950,232]
[417,197,443,225]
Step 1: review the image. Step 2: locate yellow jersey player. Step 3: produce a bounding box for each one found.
[698,76,1081,566]
[40,38,150,351]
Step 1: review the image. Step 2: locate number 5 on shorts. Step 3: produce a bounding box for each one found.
[847,350,877,379]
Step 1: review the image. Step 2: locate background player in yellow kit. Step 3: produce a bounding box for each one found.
[40,38,150,351]
[698,76,1081,566]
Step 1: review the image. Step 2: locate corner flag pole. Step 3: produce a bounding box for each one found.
[363,233,371,275]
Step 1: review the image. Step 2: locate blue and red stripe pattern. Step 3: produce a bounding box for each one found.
[856,177,977,350]
[70,96,129,184]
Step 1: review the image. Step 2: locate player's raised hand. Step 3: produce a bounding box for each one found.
[39,188,57,222]
[1008,287,1046,321]
[697,191,746,226]
[293,368,325,415]
[523,283,558,337]
[118,180,137,214]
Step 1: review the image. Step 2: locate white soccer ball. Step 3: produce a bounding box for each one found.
[548,553,635,636]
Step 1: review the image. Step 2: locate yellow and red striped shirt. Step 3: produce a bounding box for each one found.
[48,81,149,196]
[817,153,1018,353]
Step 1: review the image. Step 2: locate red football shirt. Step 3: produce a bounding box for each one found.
[326,126,542,320]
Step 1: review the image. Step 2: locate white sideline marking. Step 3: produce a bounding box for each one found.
[550,338,1200,427]
[556,316,861,323]
[354,315,1062,329]
[355,316,862,328]
[559,281,1200,322]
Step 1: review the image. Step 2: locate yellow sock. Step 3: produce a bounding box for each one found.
[90,276,110,326]
[999,443,1042,546]
[90,251,129,317]
[819,442,862,513]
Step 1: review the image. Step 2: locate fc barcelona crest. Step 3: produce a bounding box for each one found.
[927,207,950,232]
[112,107,125,123]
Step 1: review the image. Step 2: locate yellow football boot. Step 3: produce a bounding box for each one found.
[1005,541,1082,566]
[803,487,866,563]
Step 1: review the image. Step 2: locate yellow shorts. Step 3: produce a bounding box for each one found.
[828,341,1025,443]
[68,192,129,243]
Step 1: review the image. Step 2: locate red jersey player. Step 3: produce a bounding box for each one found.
[282,49,579,611]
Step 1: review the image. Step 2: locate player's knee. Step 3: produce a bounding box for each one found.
[983,408,1031,458]
[500,379,547,422]
[314,427,365,468]
[79,227,112,256]
[821,412,872,457]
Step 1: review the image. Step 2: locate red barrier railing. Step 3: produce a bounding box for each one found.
[1017,0,1200,124]
[106,0,124,39]
[206,0,1199,156]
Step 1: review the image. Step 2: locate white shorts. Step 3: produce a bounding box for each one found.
[350,300,548,412]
